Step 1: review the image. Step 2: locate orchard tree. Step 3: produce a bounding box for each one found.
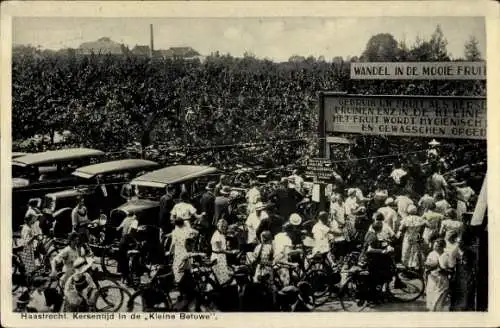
[429,25,450,61]
[408,25,449,61]
[361,33,400,62]
[464,35,482,61]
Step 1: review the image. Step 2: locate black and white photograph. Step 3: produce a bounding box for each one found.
[1,1,498,327]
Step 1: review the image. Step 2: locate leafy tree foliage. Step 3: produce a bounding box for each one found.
[361,33,400,62]
[464,35,482,61]
[12,25,485,167]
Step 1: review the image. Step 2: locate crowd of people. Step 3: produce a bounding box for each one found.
[13,137,486,312]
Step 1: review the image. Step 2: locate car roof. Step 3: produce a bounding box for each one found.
[12,152,28,159]
[13,148,105,167]
[131,165,218,188]
[45,188,86,198]
[72,159,160,179]
[114,199,160,214]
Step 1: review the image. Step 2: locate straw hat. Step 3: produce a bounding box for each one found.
[289,213,302,226]
[429,139,440,146]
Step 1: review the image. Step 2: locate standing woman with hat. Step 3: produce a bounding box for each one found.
[397,204,426,270]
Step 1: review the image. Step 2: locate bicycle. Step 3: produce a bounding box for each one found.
[190,257,245,312]
[12,236,68,292]
[126,264,175,312]
[337,258,425,312]
[100,240,125,278]
[61,261,131,312]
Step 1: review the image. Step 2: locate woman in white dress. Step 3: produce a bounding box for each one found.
[170,218,198,283]
[273,224,295,286]
[425,238,450,311]
[19,215,39,275]
[397,205,426,270]
[211,219,231,285]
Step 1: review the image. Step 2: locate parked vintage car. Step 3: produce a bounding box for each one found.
[40,159,160,239]
[12,148,105,230]
[106,165,218,239]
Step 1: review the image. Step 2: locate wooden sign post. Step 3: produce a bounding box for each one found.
[306,158,338,212]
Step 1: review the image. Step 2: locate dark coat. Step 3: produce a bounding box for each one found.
[199,191,216,229]
[158,193,175,232]
[213,196,230,225]
[270,187,303,220]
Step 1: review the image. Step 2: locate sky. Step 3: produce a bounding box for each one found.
[13,17,486,62]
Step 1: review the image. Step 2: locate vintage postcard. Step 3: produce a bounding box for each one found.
[1,1,499,328]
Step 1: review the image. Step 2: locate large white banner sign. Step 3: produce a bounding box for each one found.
[324,95,486,140]
[350,62,486,80]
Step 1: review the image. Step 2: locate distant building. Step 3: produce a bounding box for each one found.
[77,37,128,55]
[131,45,151,56]
[155,47,201,60]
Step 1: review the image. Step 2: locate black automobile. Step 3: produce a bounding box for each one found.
[39,159,161,239]
[12,148,105,230]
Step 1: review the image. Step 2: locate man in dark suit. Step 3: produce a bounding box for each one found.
[198,181,216,233]
[256,204,284,238]
[158,185,176,234]
[213,186,231,226]
[270,178,303,221]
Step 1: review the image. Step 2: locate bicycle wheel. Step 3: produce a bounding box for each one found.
[126,288,172,312]
[94,285,130,312]
[304,269,331,306]
[338,275,369,312]
[101,245,121,278]
[387,268,424,302]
